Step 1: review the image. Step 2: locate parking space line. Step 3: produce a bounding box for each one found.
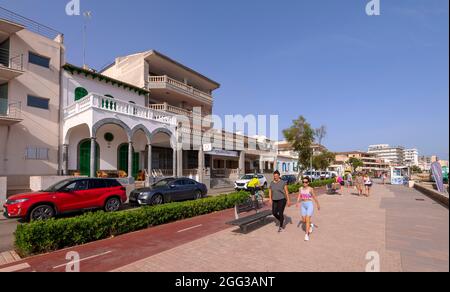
[0,263,31,272]
[52,251,112,269]
[177,224,203,233]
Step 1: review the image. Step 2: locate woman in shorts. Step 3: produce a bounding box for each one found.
[296,177,321,241]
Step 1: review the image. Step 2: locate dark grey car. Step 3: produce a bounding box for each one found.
[129,178,208,206]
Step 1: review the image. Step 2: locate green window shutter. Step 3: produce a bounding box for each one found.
[75,87,89,101]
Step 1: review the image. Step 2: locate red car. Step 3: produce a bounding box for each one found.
[3,178,127,221]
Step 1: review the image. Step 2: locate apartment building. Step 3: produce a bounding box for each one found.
[404,148,419,167]
[368,144,405,166]
[0,7,65,192]
[334,151,390,175]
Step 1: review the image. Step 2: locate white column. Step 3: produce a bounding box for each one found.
[198,148,204,183]
[239,151,246,176]
[62,144,69,175]
[128,141,133,178]
[172,148,177,177]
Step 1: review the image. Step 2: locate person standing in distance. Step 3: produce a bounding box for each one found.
[269,170,291,232]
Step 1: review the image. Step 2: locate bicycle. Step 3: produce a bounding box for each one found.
[249,187,265,208]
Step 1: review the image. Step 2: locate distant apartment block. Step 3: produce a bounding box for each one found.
[333,151,390,175]
[368,144,405,166]
[404,148,419,167]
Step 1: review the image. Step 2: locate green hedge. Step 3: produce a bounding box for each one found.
[15,192,250,257]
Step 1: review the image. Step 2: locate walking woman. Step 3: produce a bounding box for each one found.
[269,171,291,233]
[364,173,373,197]
[355,173,364,196]
[296,177,321,241]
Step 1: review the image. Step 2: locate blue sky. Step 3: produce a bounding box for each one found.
[1,0,449,159]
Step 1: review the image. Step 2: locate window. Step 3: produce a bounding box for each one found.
[89,179,107,189]
[25,147,49,160]
[27,95,49,110]
[29,52,50,68]
[75,87,88,101]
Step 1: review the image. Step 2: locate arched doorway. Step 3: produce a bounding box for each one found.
[118,144,139,178]
[79,139,100,176]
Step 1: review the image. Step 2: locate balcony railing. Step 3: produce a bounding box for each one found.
[148,75,212,102]
[0,6,62,40]
[0,100,22,119]
[149,103,213,125]
[0,48,24,71]
[63,94,177,126]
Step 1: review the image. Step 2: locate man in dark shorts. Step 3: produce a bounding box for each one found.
[269,170,291,232]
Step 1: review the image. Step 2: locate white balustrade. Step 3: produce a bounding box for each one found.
[63,94,177,126]
[148,75,212,101]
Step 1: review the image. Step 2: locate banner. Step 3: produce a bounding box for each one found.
[431,162,445,193]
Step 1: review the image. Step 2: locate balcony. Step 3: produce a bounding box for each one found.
[0,48,24,81]
[0,101,22,125]
[63,94,177,127]
[149,103,212,127]
[147,76,213,104]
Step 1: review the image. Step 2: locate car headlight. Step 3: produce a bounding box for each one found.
[138,193,149,199]
[7,199,29,205]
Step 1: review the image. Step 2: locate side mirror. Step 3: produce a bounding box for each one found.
[169,184,176,189]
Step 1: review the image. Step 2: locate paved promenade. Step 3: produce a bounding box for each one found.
[115,184,449,272]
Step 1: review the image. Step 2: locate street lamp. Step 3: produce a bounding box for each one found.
[83,11,92,68]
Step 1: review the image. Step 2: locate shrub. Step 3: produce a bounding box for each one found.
[15,192,249,257]
[263,178,335,197]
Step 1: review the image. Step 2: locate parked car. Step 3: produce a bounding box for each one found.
[129,177,208,206]
[303,171,321,181]
[234,174,268,191]
[3,178,127,221]
[281,174,297,185]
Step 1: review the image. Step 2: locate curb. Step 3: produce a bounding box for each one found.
[414,183,449,208]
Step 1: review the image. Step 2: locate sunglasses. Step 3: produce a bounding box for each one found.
[302,181,309,184]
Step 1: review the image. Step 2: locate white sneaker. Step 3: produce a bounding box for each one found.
[304,234,310,241]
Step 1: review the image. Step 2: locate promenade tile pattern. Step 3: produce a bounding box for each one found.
[116,183,448,272]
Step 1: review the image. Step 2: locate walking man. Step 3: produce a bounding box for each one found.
[269,170,291,232]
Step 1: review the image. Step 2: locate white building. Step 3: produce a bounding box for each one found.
[404,148,419,167]
[368,144,405,166]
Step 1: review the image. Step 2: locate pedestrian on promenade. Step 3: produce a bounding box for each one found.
[382,173,388,185]
[364,174,373,197]
[296,177,321,241]
[355,173,364,196]
[346,173,353,189]
[269,170,291,233]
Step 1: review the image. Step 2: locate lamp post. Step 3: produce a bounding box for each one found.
[83,11,92,68]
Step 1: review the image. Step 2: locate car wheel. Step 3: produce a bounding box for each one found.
[29,205,55,221]
[194,190,203,200]
[150,194,164,206]
[105,197,121,212]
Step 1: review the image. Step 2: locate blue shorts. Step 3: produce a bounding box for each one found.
[301,201,314,217]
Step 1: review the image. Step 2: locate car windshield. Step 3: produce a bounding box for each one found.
[152,178,175,188]
[43,179,74,192]
[241,175,255,180]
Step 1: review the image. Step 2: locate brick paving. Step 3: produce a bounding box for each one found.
[115,184,448,272]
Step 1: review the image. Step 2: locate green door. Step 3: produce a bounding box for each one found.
[79,140,100,176]
[118,144,139,178]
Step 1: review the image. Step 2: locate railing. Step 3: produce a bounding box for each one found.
[0,6,63,40]
[0,48,23,71]
[148,75,212,101]
[149,103,213,125]
[63,94,177,126]
[0,100,21,119]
